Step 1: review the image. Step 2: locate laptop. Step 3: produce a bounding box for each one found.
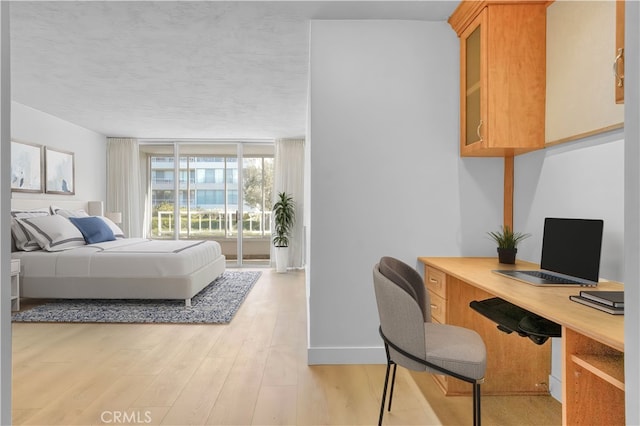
[493,218,604,287]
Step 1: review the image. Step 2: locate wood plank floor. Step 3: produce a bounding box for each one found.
[12,268,560,425]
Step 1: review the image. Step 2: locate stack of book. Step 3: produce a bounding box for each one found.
[569,290,624,315]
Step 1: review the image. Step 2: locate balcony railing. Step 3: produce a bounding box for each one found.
[154,209,271,238]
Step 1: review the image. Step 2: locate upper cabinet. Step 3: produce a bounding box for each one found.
[615,0,625,104]
[545,0,624,145]
[449,1,547,157]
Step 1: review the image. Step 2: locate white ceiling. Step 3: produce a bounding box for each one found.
[10,1,458,140]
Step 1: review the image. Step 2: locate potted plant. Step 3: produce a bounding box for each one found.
[487,225,530,264]
[272,191,295,273]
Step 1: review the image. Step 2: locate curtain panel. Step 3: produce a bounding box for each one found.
[106,138,144,238]
[273,138,305,269]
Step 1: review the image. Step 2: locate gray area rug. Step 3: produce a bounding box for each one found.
[12,271,261,324]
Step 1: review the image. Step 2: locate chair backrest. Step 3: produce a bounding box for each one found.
[373,258,429,371]
[379,256,430,321]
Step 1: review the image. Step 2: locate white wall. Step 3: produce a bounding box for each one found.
[11,102,106,203]
[0,2,11,423]
[623,1,639,423]
[514,132,625,281]
[307,20,502,364]
[514,131,624,401]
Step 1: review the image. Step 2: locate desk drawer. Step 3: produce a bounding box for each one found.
[426,266,447,298]
[429,291,447,323]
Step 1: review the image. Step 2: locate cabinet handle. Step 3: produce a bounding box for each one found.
[476,120,484,142]
[430,304,438,310]
[614,48,624,88]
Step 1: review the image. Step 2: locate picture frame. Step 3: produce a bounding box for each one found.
[45,147,75,195]
[11,140,43,193]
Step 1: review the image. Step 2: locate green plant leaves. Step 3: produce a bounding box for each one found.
[487,225,530,249]
[273,192,295,247]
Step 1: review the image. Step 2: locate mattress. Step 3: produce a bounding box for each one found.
[13,238,222,279]
[12,238,226,302]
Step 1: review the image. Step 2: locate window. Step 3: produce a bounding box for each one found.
[196,189,225,205]
[227,190,238,205]
[226,168,238,184]
[144,144,274,260]
[151,170,174,185]
[196,169,215,184]
[152,190,174,205]
[179,169,195,185]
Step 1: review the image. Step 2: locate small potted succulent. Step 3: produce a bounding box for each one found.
[487,225,530,264]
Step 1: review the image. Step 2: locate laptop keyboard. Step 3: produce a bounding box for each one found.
[523,271,582,284]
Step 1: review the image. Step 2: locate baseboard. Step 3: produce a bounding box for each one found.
[549,374,562,402]
[307,345,386,365]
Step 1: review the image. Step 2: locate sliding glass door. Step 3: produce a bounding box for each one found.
[141,142,273,266]
[241,145,274,264]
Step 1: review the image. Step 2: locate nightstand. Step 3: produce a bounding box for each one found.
[11,259,20,311]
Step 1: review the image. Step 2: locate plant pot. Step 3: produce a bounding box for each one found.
[497,247,517,264]
[275,246,289,273]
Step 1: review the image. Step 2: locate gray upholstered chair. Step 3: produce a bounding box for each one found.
[373,256,487,426]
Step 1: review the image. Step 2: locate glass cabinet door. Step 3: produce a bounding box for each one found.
[460,9,486,151]
[465,24,482,146]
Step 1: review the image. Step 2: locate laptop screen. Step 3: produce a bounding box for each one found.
[540,218,604,282]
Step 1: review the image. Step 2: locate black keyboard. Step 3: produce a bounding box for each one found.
[523,271,581,285]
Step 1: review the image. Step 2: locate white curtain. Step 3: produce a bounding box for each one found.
[106,138,144,238]
[272,138,305,269]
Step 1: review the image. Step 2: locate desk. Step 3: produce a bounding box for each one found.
[418,257,624,425]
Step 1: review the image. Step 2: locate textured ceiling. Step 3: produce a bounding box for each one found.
[10,1,458,139]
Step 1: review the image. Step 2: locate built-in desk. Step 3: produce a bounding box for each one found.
[418,257,624,425]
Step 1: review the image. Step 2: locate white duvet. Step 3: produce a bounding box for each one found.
[13,238,223,279]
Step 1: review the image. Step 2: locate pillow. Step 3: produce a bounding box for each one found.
[50,205,90,219]
[69,216,116,244]
[10,208,50,251]
[18,215,86,251]
[98,216,125,239]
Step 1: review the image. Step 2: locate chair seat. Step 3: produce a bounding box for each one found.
[424,322,486,380]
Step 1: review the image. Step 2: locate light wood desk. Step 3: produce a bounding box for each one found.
[418,257,624,426]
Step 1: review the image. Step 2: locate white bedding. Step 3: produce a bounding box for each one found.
[13,238,222,279]
[12,238,226,304]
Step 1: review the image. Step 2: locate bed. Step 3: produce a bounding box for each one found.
[10,200,226,306]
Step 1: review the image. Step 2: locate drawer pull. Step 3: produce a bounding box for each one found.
[429,278,438,283]
[430,304,438,310]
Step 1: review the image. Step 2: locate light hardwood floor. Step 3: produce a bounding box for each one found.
[12,268,560,425]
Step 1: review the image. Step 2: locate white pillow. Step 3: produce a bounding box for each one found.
[18,215,86,251]
[10,208,50,251]
[98,216,125,239]
[50,205,90,219]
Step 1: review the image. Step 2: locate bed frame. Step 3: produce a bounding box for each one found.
[10,198,226,306]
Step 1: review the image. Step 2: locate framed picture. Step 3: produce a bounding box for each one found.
[45,147,75,195]
[11,140,43,193]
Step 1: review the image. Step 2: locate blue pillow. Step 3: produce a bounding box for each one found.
[69,216,116,244]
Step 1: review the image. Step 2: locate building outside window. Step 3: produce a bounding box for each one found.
[148,153,273,239]
[142,143,274,263]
